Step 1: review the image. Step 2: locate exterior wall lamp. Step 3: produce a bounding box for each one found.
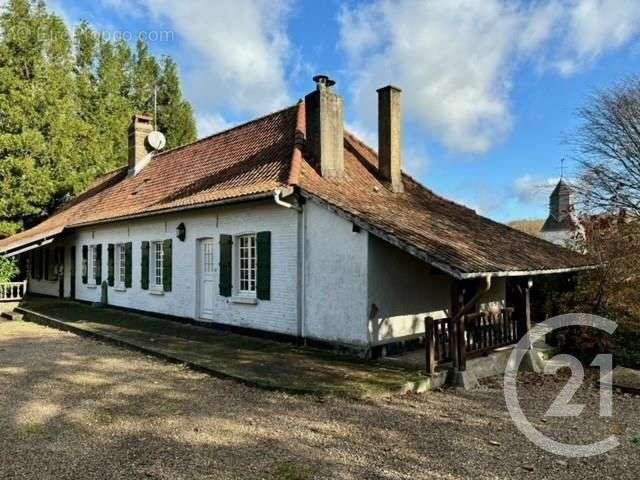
[176,222,186,242]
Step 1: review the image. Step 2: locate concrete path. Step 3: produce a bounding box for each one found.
[16,297,427,398]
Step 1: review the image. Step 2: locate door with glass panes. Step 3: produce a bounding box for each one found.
[198,239,216,319]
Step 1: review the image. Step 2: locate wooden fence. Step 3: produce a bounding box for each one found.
[426,308,518,373]
[463,308,517,358]
[0,281,27,302]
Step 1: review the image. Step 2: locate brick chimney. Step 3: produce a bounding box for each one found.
[305,75,344,179]
[128,114,154,175]
[377,85,404,193]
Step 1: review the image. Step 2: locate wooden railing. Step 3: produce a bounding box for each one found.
[0,281,27,302]
[425,317,453,373]
[463,308,517,358]
[426,308,518,374]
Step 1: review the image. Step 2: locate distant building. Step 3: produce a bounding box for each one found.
[539,179,579,246]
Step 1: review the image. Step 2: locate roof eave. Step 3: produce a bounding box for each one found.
[457,264,598,280]
[300,190,596,281]
[68,191,276,229]
[300,190,466,279]
[0,231,63,256]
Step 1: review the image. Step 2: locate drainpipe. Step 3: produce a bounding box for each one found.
[273,187,302,212]
[452,274,492,371]
[273,187,305,343]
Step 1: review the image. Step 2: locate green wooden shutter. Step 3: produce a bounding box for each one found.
[125,242,132,288]
[95,244,102,284]
[219,234,232,297]
[162,239,172,292]
[141,241,149,290]
[257,231,271,300]
[82,245,88,284]
[107,244,115,286]
[43,248,50,280]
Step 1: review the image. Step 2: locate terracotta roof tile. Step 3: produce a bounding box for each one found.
[0,100,591,277]
[0,106,297,252]
[299,132,590,276]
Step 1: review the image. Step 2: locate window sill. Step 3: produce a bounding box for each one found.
[149,289,165,296]
[87,284,97,289]
[113,286,127,292]
[230,296,258,305]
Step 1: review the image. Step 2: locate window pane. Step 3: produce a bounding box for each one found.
[237,234,257,295]
[152,242,163,287]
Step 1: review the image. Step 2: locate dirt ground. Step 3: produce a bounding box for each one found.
[0,320,638,480]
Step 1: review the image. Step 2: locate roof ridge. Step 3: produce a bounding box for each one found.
[152,104,298,160]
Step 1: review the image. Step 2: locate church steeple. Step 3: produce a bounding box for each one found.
[548,179,572,222]
[540,177,577,245]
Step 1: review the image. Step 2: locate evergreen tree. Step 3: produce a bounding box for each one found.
[0,0,197,238]
[93,38,134,171]
[131,39,160,115]
[157,56,197,148]
[0,0,66,234]
[74,21,97,120]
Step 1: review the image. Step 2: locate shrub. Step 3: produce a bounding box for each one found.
[0,256,18,282]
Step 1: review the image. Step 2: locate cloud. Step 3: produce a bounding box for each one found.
[338,0,640,154]
[196,113,233,138]
[150,0,292,114]
[553,0,640,74]
[513,175,559,205]
[105,0,293,116]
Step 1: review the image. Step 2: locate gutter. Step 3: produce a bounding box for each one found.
[3,237,55,258]
[456,265,598,279]
[69,191,275,228]
[273,187,302,212]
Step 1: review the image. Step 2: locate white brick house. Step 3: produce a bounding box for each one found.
[0,76,590,357]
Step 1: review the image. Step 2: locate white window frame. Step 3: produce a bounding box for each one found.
[88,245,98,286]
[235,234,257,298]
[150,241,164,291]
[115,243,126,289]
[202,240,214,274]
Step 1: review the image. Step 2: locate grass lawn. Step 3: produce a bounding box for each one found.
[19,296,427,398]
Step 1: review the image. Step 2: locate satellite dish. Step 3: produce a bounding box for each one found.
[147,131,166,151]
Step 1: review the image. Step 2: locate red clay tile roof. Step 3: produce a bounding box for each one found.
[0,100,591,277]
[0,106,296,254]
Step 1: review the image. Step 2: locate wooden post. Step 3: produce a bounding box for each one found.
[449,280,464,370]
[457,314,467,371]
[425,316,435,374]
[524,278,532,348]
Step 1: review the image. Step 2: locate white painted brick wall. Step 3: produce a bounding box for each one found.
[303,202,369,345]
[26,197,506,349]
[29,201,299,335]
[367,234,507,345]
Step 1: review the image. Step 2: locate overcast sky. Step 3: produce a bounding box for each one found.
[46,0,640,222]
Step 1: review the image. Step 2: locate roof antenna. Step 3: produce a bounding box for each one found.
[145,84,166,152]
[153,85,158,131]
[560,158,565,180]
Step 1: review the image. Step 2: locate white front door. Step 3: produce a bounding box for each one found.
[198,239,216,319]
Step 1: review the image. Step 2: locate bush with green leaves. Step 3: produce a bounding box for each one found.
[0,256,18,282]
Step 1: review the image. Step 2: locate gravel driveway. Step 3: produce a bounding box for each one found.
[0,320,638,479]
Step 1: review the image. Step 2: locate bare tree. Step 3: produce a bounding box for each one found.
[575,76,640,215]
